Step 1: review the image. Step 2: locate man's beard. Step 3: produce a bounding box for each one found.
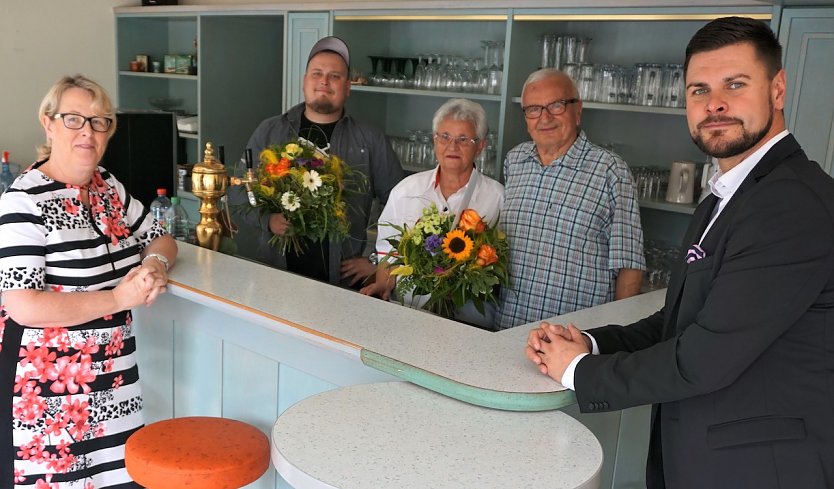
[691,102,773,159]
[308,97,341,115]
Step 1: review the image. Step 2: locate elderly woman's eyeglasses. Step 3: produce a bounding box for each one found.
[53,113,113,133]
[433,133,479,147]
[522,99,579,119]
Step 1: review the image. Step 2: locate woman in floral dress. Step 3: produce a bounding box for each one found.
[0,75,177,488]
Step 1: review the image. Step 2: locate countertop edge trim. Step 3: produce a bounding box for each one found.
[167,280,363,353]
[360,349,577,411]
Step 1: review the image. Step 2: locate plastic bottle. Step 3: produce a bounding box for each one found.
[165,196,190,242]
[1,151,14,194]
[149,188,171,230]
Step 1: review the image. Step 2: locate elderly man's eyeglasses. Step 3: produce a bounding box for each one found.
[53,113,113,133]
[521,99,579,119]
[433,133,479,147]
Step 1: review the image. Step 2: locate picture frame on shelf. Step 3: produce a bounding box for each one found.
[135,54,149,72]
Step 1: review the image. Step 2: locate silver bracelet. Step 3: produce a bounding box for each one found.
[142,253,169,271]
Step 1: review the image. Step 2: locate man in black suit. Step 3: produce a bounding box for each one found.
[526,17,834,489]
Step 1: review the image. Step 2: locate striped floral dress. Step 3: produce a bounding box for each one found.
[0,161,165,488]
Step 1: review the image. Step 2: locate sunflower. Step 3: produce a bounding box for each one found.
[442,229,474,261]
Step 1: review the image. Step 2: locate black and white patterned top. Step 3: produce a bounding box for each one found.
[0,160,165,488]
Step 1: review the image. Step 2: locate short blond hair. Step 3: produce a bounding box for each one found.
[37,74,117,160]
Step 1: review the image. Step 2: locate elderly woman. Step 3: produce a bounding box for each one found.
[360,98,504,328]
[0,75,177,487]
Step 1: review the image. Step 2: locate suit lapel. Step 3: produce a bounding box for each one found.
[700,134,804,249]
[663,134,804,338]
[663,194,718,321]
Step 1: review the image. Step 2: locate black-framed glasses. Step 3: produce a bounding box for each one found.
[521,99,579,119]
[53,113,113,133]
[433,133,479,147]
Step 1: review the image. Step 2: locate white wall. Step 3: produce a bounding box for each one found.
[0,0,348,169]
[1,1,137,167]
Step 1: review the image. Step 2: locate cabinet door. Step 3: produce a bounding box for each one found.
[780,8,834,175]
[286,12,331,110]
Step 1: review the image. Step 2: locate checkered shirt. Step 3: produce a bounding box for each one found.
[496,131,645,329]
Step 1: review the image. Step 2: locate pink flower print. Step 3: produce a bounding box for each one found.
[17,434,48,462]
[62,198,79,216]
[61,396,91,425]
[14,468,26,483]
[126,312,132,325]
[94,423,106,438]
[106,328,125,357]
[103,314,113,321]
[73,337,100,357]
[92,171,106,189]
[44,415,68,437]
[13,387,48,425]
[62,397,92,440]
[19,343,57,379]
[41,327,69,347]
[48,354,96,395]
[112,374,124,389]
[50,284,64,292]
[86,482,95,489]
[46,451,77,474]
[56,439,72,457]
[34,474,59,489]
[102,358,114,373]
[13,375,35,394]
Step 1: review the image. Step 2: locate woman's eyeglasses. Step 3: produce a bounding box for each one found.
[433,133,479,147]
[53,113,114,133]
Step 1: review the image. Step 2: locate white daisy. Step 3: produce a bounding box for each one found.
[302,170,323,192]
[281,191,301,212]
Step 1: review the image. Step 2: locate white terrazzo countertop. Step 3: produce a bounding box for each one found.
[271,382,603,489]
[168,244,665,409]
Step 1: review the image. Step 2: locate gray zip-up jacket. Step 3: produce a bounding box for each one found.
[229,103,404,279]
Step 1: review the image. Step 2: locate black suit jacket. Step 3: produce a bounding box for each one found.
[575,135,834,489]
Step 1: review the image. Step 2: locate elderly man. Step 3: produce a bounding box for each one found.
[496,68,645,329]
[230,36,404,285]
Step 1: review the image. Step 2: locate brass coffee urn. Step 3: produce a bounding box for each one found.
[190,142,227,251]
[190,142,257,251]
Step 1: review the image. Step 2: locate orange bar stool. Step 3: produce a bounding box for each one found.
[125,416,270,489]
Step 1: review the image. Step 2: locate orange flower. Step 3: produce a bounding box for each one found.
[458,209,485,233]
[475,244,498,267]
[266,159,291,178]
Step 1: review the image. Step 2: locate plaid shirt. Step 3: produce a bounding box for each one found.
[496,131,645,329]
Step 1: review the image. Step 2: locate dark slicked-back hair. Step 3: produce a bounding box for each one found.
[684,16,782,78]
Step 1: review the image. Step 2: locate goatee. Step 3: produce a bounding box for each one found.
[308,99,341,115]
[691,102,773,159]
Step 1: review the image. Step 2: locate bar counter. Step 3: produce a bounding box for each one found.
[132,243,664,489]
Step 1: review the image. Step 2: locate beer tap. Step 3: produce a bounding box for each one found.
[230,148,257,206]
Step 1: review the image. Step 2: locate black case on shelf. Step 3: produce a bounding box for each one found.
[141,0,178,6]
[100,111,177,209]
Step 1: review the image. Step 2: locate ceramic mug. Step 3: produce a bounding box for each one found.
[666,160,696,204]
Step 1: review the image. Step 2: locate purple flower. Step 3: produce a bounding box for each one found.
[310,159,324,168]
[433,266,446,275]
[424,234,443,255]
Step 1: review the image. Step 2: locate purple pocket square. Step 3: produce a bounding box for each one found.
[685,244,706,263]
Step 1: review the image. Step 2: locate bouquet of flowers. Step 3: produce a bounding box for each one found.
[250,138,351,255]
[381,204,509,320]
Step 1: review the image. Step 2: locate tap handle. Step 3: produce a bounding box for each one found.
[218,145,226,165]
[244,148,253,170]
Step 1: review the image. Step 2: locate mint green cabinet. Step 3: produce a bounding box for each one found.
[115,10,285,177]
[286,12,332,109]
[780,8,834,175]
